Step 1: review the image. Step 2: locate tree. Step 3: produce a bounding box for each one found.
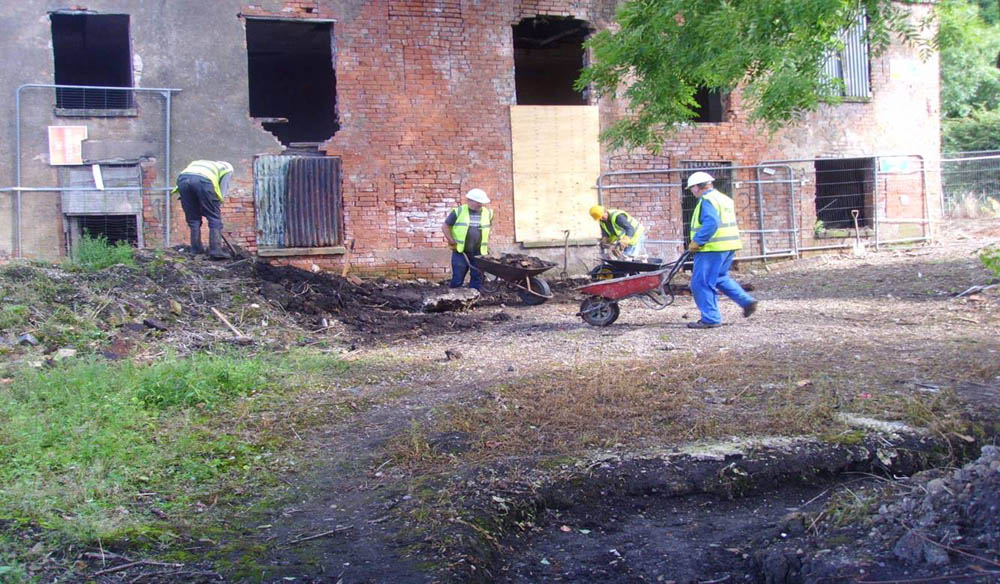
[576,0,932,151]
[938,0,1000,119]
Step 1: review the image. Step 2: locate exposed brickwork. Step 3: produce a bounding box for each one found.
[185,0,940,277]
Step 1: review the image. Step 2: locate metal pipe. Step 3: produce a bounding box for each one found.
[874,156,881,251]
[163,90,173,247]
[0,187,173,192]
[753,166,767,255]
[14,83,181,258]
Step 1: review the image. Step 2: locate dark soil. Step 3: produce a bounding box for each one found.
[478,253,556,270]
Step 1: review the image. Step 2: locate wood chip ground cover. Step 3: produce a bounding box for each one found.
[0,220,997,583]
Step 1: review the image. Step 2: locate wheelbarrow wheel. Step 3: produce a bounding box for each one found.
[481,273,502,294]
[518,276,551,306]
[579,297,620,326]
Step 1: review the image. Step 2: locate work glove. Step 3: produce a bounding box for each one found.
[619,236,631,246]
[688,241,701,252]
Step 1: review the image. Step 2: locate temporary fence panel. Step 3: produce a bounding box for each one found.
[510,105,601,244]
[876,155,931,244]
[939,152,1000,217]
[596,164,797,262]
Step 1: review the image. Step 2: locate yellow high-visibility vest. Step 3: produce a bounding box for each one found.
[601,210,645,244]
[451,204,493,253]
[690,190,742,252]
[178,160,232,201]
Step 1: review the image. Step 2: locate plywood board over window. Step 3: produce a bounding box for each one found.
[510,105,600,244]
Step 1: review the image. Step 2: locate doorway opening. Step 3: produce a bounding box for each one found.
[513,16,591,105]
[814,158,875,229]
[245,19,338,148]
[50,12,133,110]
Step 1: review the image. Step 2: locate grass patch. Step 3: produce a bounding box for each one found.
[0,348,358,554]
[70,233,135,272]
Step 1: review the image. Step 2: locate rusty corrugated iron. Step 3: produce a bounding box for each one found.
[254,155,342,248]
[285,157,341,247]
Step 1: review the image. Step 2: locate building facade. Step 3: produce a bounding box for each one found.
[0,0,941,275]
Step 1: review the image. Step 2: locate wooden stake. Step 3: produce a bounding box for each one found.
[211,307,244,337]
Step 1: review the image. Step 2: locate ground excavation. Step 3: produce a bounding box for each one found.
[2,220,999,583]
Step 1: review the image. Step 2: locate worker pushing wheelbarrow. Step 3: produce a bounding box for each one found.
[576,252,690,326]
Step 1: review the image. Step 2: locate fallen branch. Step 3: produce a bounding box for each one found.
[92,560,184,577]
[956,283,999,297]
[210,307,245,338]
[286,525,352,546]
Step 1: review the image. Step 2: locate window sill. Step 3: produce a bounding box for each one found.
[55,108,138,118]
[257,246,346,257]
[814,228,873,239]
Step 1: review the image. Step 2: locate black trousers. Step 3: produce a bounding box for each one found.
[177,174,223,229]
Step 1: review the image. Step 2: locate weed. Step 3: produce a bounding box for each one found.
[0,305,29,332]
[135,351,271,409]
[70,233,135,272]
[979,245,1000,278]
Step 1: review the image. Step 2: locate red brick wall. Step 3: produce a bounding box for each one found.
[194,0,940,276]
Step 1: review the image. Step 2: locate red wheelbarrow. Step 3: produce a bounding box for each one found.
[575,252,690,326]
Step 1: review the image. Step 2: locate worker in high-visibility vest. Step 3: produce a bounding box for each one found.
[588,205,647,258]
[685,171,758,329]
[442,188,493,290]
[174,160,234,260]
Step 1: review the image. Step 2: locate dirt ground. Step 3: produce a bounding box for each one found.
[5,219,1000,583]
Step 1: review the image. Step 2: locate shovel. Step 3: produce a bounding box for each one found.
[850,210,865,255]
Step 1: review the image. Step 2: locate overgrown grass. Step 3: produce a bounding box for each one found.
[0,348,356,553]
[980,245,1000,278]
[70,233,135,272]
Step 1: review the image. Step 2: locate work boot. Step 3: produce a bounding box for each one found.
[188,226,204,255]
[207,228,229,261]
[743,301,759,318]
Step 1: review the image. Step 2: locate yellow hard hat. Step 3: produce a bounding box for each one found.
[589,205,605,220]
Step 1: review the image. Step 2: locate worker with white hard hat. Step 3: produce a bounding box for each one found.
[685,171,758,328]
[588,204,646,257]
[174,160,235,260]
[442,188,494,290]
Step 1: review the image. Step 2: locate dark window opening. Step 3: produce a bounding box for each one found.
[681,162,733,245]
[692,88,728,123]
[50,13,133,110]
[513,16,590,105]
[246,19,338,148]
[814,158,875,230]
[73,215,139,247]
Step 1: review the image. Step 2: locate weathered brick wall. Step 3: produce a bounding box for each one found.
[213,0,938,276]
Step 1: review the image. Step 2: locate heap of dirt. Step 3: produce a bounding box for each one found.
[754,445,1000,583]
[252,262,496,339]
[477,253,556,270]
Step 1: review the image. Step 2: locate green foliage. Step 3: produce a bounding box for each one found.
[938,0,1000,119]
[71,232,135,272]
[980,245,1000,277]
[0,305,29,332]
[577,0,930,151]
[942,108,1000,151]
[136,351,270,409]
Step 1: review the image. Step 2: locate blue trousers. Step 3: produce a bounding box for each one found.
[691,250,756,325]
[450,250,483,290]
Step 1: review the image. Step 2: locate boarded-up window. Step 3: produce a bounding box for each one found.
[510,105,600,243]
[254,155,342,250]
[50,13,134,110]
[823,15,871,99]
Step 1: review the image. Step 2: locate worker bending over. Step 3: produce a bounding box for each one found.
[589,205,646,258]
[174,160,234,260]
[685,172,758,329]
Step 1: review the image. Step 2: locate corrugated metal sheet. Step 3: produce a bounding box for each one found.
[285,157,341,247]
[254,155,293,247]
[822,14,870,99]
[254,155,342,248]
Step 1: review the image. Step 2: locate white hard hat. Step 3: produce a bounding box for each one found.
[686,171,714,189]
[217,161,234,175]
[465,188,490,204]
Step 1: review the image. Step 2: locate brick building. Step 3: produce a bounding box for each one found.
[0,1,941,275]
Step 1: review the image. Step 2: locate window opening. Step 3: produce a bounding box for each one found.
[513,16,590,105]
[814,157,875,229]
[681,162,733,245]
[50,12,133,110]
[73,215,139,246]
[692,88,728,123]
[246,19,338,148]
